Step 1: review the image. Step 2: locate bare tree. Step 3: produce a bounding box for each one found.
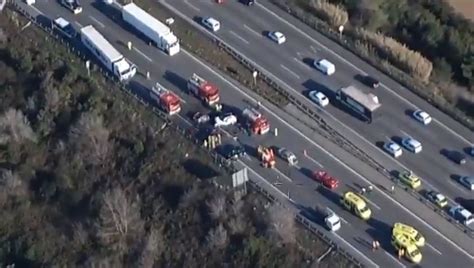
[0,108,37,144]
[139,228,164,268]
[231,199,244,216]
[268,205,296,245]
[206,224,228,249]
[85,254,124,268]
[70,112,110,164]
[228,215,247,235]
[179,183,200,209]
[97,187,143,252]
[206,195,227,221]
[0,169,27,206]
[72,222,89,247]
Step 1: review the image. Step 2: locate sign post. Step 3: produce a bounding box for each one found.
[338,25,344,39]
[252,70,258,87]
[85,60,90,76]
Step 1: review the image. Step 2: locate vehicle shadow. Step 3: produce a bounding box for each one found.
[163,70,188,94]
[302,57,314,69]
[296,204,326,227]
[300,167,317,180]
[92,1,158,48]
[391,135,403,144]
[182,158,220,180]
[366,217,393,251]
[455,197,474,213]
[301,79,335,99]
[192,16,203,25]
[404,108,415,118]
[316,186,341,206]
[261,30,270,37]
[128,80,155,105]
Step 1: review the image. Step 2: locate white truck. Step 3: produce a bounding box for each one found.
[122,3,180,56]
[80,25,136,81]
[324,208,341,231]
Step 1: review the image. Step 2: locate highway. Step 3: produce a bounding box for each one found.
[165,0,474,203]
[16,0,474,267]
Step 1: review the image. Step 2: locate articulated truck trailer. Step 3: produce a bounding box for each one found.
[80,25,136,81]
[122,3,180,56]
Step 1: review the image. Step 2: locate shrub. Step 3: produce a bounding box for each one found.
[355,29,433,82]
[310,0,348,28]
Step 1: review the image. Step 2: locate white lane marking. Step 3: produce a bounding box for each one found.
[296,52,303,57]
[400,130,410,137]
[310,45,317,53]
[89,15,105,28]
[293,57,311,70]
[181,49,474,259]
[30,5,44,15]
[447,179,468,192]
[74,21,83,28]
[133,47,153,62]
[280,64,300,79]
[229,30,250,44]
[333,233,380,268]
[243,24,261,37]
[363,196,381,210]
[183,0,200,11]
[383,251,406,268]
[257,2,472,145]
[274,167,293,182]
[305,154,324,168]
[427,242,443,255]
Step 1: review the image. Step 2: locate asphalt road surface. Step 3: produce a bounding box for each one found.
[16,0,474,267]
[165,0,474,204]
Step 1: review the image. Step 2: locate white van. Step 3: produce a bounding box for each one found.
[314,59,335,75]
[202,17,220,32]
[25,0,35,5]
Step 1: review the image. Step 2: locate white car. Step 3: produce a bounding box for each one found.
[60,0,82,14]
[214,113,237,127]
[278,148,298,165]
[267,31,286,44]
[202,17,220,32]
[309,90,329,107]
[401,137,422,153]
[412,109,432,125]
[384,142,402,158]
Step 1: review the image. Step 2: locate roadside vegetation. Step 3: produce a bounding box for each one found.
[0,6,355,268]
[271,0,474,127]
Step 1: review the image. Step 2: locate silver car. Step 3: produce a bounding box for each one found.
[459,176,474,191]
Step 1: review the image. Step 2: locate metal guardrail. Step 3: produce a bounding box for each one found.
[211,22,474,238]
[6,3,366,265]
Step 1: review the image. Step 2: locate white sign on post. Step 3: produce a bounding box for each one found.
[85,60,90,76]
[338,25,344,38]
[252,71,258,86]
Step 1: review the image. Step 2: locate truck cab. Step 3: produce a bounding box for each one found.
[324,209,341,231]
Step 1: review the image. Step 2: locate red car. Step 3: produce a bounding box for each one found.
[313,171,339,189]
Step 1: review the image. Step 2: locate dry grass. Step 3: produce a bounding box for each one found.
[310,0,348,28]
[355,29,433,82]
[446,0,474,21]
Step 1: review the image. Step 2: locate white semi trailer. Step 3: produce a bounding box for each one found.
[80,25,136,81]
[122,3,180,56]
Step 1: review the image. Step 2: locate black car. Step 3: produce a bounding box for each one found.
[447,150,467,165]
[221,144,246,160]
[363,75,380,88]
[240,0,255,6]
[468,147,474,157]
